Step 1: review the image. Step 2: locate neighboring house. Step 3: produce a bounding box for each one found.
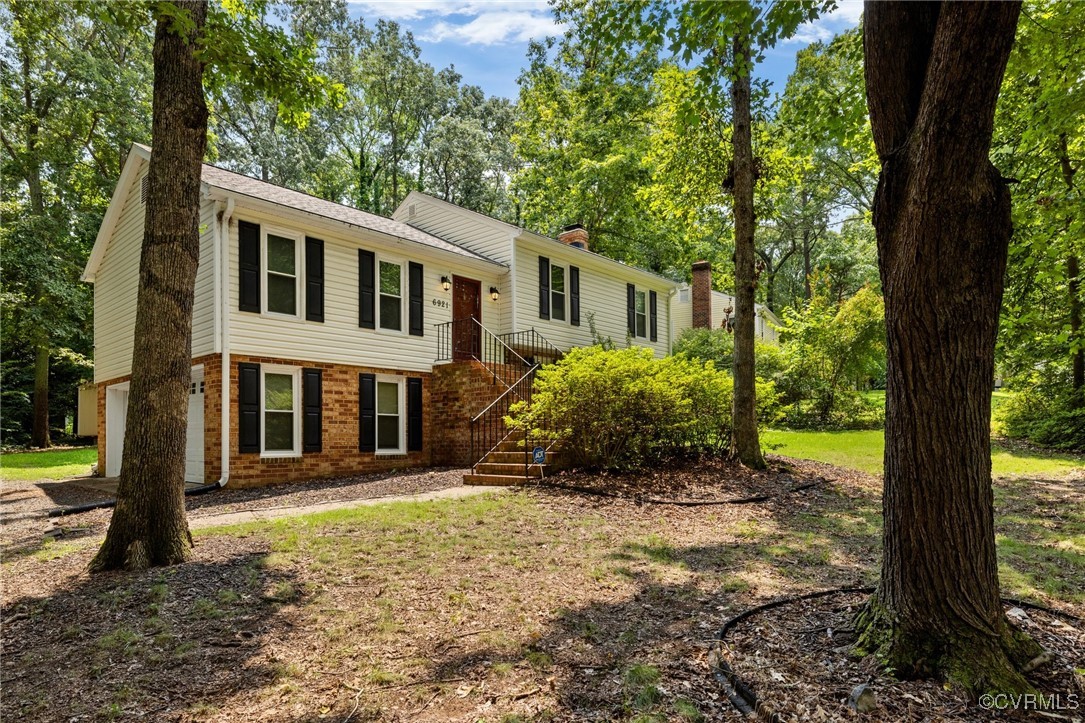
[670,261,780,344]
[83,145,773,488]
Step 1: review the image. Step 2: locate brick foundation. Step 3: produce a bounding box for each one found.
[430,361,512,466]
[98,353,470,488]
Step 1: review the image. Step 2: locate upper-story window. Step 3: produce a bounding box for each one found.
[551,264,566,322]
[264,230,301,316]
[379,259,403,331]
[635,290,647,337]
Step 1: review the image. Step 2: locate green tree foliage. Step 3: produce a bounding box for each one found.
[0,0,152,445]
[775,284,885,427]
[509,346,778,470]
[211,10,519,218]
[994,0,1084,409]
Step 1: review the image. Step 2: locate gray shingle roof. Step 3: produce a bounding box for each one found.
[200,162,503,265]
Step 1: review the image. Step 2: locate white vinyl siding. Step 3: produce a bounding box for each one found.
[513,237,674,358]
[93,164,216,382]
[393,192,515,264]
[227,206,509,372]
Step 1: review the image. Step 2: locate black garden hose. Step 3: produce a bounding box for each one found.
[42,480,223,518]
[710,586,1083,718]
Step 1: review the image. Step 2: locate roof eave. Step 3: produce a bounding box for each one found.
[82,144,149,282]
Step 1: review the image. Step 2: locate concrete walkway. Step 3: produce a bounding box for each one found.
[187,485,509,530]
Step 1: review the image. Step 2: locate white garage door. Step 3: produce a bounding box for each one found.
[185,369,205,484]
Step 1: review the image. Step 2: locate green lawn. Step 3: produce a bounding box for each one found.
[0,447,96,482]
[762,428,1082,477]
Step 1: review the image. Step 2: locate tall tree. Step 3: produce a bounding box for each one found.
[0,0,152,446]
[853,1,1043,693]
[590,0,828,467]
[91,0,331,572]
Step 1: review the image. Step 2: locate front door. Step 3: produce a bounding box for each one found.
[452,276,481,361]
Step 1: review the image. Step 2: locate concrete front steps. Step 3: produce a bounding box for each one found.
[463,439,558,486]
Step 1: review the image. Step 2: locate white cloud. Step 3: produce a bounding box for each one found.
[348,1,561,45]
[423,10,563,45]
[783,0,863,45]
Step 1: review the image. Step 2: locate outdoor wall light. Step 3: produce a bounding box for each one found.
[441,276,451,291]
[490,286,500,301]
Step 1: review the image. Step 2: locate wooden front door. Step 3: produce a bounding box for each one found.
[452,276,482,360]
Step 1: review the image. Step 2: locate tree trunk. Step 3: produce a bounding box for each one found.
[90,0,209,573]
[1058,134,1083,404]
[855,1,1041,694]
[31,343,51,447]
[728,31,766,470]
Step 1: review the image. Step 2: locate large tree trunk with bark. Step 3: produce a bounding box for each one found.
[31,343,50,447]
[728,31,766,470]
[90,0,208,572]
[854,1,1042,694]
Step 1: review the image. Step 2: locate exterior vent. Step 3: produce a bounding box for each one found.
[140,175,149,204]
[408,204,416,219]
[679,288,690,303]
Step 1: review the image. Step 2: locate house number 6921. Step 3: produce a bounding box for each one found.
[431,298,450,308]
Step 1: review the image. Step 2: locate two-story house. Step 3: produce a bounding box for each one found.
[84,145,775,488]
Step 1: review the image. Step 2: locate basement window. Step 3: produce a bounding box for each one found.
[376,378,404,453]
[262,366,300,456]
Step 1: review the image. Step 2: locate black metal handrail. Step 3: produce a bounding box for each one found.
[434,316,531,388]
[469,328,564,478]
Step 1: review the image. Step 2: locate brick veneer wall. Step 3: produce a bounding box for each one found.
[692,260,712,329]
[430,361,511,466]
[225,355,433,488]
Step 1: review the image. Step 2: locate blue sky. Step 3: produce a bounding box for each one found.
[346,1,864,101]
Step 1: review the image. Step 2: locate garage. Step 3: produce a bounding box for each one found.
[105,367,205,483]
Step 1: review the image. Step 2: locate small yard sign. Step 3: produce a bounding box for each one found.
[532,446,545,465]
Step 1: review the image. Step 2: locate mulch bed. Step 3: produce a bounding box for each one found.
[721,590,1085,721]
[528,455,857,503]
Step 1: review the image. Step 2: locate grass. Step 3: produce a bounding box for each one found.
[763,428,1081,477]
[1,446,96,482]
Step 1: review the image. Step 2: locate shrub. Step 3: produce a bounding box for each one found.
[673,327,786,384]
[508,346,773,470]
[997,386,1085,452]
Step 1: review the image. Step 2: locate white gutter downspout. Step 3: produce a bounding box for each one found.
[215,197,235,488]
[668,287,679,355]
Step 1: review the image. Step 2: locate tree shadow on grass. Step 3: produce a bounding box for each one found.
[1,547,304,722]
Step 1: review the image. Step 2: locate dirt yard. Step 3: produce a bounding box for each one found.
[1,457,1082,722]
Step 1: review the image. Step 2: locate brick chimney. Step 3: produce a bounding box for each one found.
[558,223,589,251]
[692,260,712,329]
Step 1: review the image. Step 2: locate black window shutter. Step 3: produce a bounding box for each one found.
[649,290,658,342]
[359,249,375,329]
[407,377,423,452]
[570,266,580,327]
[238,362,261,453]
[302,368,322,453]
[539,256,550,320]
[238,221,261,313]
[305,237,324,322]
[408,261,424,336]
[626,284,636,336]
[359,373,376,452]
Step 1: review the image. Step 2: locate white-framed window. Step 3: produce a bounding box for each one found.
[261,365,301,456]
[551,263,566,322]
[378,258,404,332]
[635,289,647,338]
[376,376,404,454]
[262,227,303,317]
